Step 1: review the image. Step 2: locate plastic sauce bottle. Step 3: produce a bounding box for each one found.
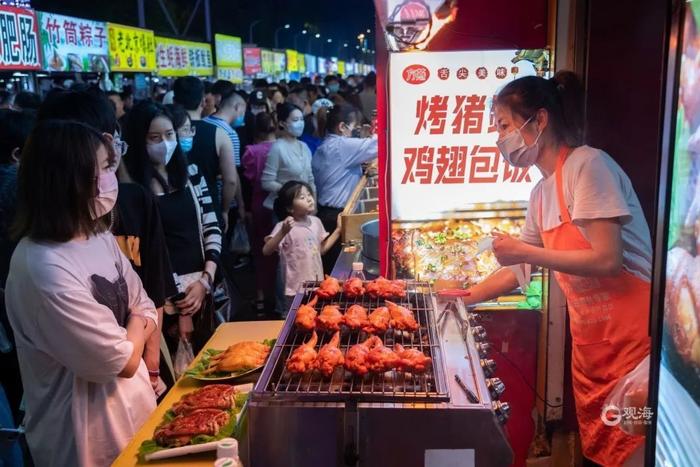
[350,262,366,281]
[215,438,243,467]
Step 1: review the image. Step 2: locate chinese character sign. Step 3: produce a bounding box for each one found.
[389,50,546,221]
[243,47,262,75]
[214,33,241,67]
[107,23,155,72]
[261,49,274,74]
[155,36,213,77]
[305,54,316,74]
[38,12,108,72]
[217,67,242,84]
[273,51,285,74]
[0,5,40,70]
[297,53,305,74]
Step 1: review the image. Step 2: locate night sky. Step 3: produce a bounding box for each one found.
[31,0,376,60]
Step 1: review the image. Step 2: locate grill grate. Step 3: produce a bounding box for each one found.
[256,280,450,403]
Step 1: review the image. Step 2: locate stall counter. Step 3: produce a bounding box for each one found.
[113,320,284,467]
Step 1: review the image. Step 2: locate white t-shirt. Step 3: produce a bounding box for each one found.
[260,138,315,210]
[5,232,157,467]
[520,145,652,281]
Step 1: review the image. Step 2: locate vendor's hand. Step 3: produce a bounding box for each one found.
[491,232,532,266]
[176,281,206,315]
[281,216,295,234]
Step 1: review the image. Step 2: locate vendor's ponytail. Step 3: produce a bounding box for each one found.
[495,70,585,147]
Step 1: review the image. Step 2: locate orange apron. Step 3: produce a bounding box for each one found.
[539,147,650,466]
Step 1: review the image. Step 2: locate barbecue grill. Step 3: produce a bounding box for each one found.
[248,281,513,467]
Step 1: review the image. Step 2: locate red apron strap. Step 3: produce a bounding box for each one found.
[554,146,572,224]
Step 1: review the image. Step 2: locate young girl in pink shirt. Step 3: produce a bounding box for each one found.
[263,181,341,314]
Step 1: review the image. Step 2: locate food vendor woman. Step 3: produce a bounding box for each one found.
[464,72,651,467]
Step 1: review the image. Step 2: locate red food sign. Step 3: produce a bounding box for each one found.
[243,47,262,75]
[0,6,40,70]
[402,64,430,85]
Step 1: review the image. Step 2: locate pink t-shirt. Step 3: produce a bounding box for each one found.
[268,216,328,295]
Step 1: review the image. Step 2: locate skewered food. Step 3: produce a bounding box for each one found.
[154,409,231,447]
[203,341,270,374]
[286,331,318,374]
[366,276,406,298]
[343,277,366,298]
[316,304,344,332]
[362,306,391,334]
[171,384,236,416]
[345,336,382,376]
[343,304,369,330]
[394,344,432,374]
[316,275,341,299]
[315,331,345,377]
[386,300,419,332]
[295,295,318,331]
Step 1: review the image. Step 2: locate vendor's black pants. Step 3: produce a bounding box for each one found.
[317,205,343,275]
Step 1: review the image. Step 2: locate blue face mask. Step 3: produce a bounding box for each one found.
[179,136,194,153]
[328,83,340,94]
[233,114,245,128]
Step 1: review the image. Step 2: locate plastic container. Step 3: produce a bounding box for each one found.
[350,262,366,281]
[215,438,243,467]
[214,458,243,467]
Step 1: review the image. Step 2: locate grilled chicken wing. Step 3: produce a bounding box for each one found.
[286,331,318,374]
[343,304,369,330]
[362,306,391,334]
[343,277,365,298]
[386,300,419,332]
[315,331,345,377]
[316,304,344,332]
[205,341,270,374]
[316,275,341,299]
[345,336,382,376]
[394,344,432,374]
[366,339,401,373]
[366,277,406,299]
[295,295,318,331]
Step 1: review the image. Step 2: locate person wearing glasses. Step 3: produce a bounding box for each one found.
[37,89,178,391]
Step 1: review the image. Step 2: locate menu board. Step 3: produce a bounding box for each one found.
[306,54,317,74]
[261,49,274,75]
[655,2,700,464]
[38,12,108,72]
[243,47,262,75]
[0,5,40,70]
[155,36,213,76]
[216,66,242,83]
[107,23,156,72]
[214,33,241,67]
[286,49,298,72]
[388,49,548,283]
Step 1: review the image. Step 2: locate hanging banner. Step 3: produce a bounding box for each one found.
[285,49,298,73]
[155,36,213,77]
[38,12,108,72]
[297,52,306,74]
[214,33,241,67]
[273,51,286,74]
[0,5,40,70]
[107,23,156,72]
[261,49,274,74]
[243,47,262,75]
[389,49,548,221]
[305,54,317,74]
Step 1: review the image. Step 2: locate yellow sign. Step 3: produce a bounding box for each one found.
[107,23,156,72]
[297,53,306,74]
[338,60,345,76]
[261,49,274,74]
[155,36,213,77]
[286,49,298,73]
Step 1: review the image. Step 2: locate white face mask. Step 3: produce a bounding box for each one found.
[147,140,178,165]
[288,120,305,138]
[496,116,542,168]
[92,170,118,219]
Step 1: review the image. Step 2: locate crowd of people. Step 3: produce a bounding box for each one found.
[0,71,377,466]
